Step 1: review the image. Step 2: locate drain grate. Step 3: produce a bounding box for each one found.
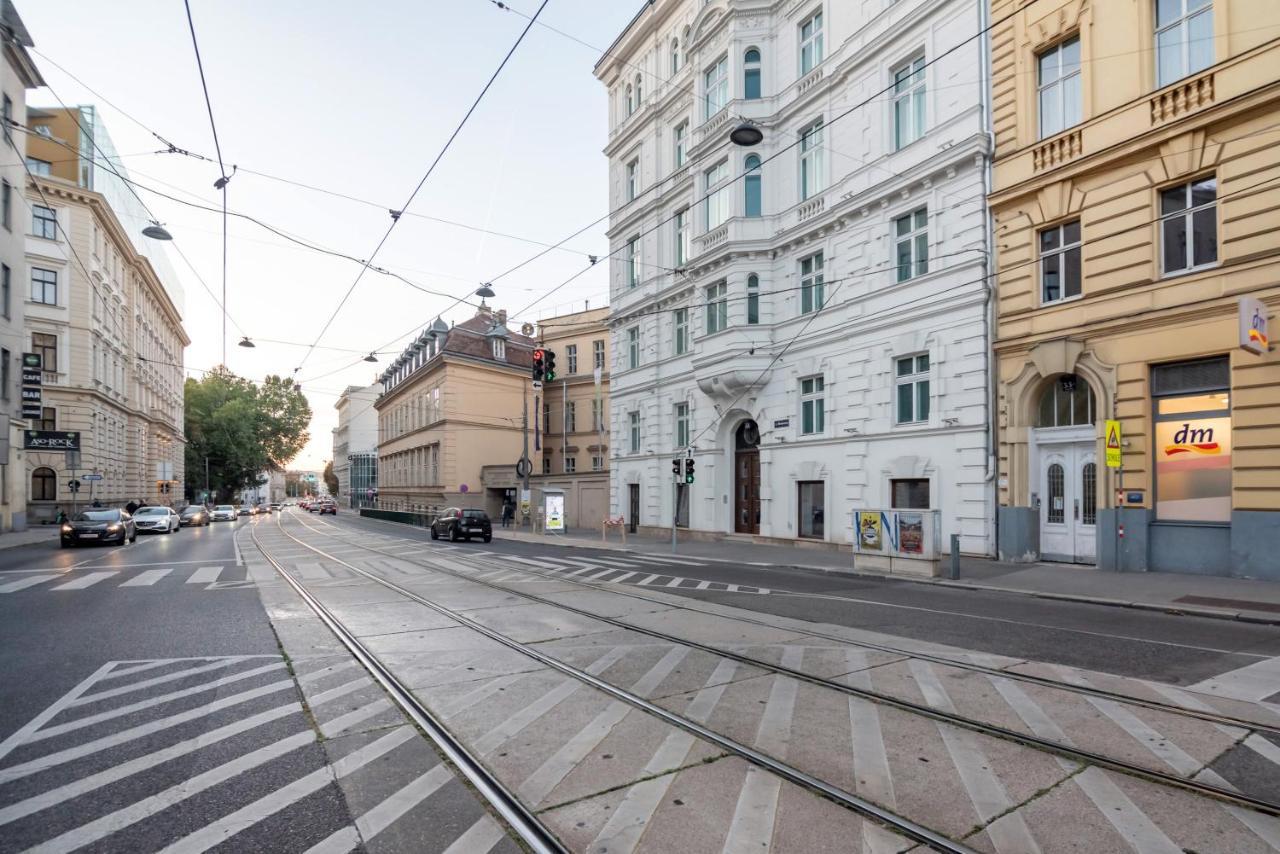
[1174,595,1280,614]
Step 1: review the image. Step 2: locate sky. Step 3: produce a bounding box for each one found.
[19,0,639,470]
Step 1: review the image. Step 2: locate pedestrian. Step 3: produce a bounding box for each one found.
[91,499,102,508]
[55,506,67,525]
[125,499,139,515]
[502,501,514,528]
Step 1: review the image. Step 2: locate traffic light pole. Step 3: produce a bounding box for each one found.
[521,383,530,528]
[671,474,677,554]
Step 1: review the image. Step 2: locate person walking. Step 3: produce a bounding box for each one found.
[125,499,139,515]
[501,501,514,528]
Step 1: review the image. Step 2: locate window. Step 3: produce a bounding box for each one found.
[744,48,762,100]
[891,478,930,509]
[592,455,604,471]
[31,268,57,305]
[628,326,640,369]
[798,481,825,539]
[674,208,690,266]
[625,84,635,117]
[543,457,552,474]
[626,237,640,288]
[1,180,10,231]
[800,252,824,314]
[1,348,8,400]
[799,10,824,75]
[564,457,577,473]
[31,467,57,502]
[704,160,730,231]
[1,95,10,147]
[626,159,638,202]
[1152,356,1230,522]
[893,56,926,149]
[1040,220,1082,303]
[492,338,505,360]
[26,158,51,177]
[32,205,57,240]
[36,406,56,431]
[566,402,576,433]
[1161,176,1217,275]
[671,38,681,74]
[1038,37,1082,139]
[800,376,825,435]
[567,344,578,374]
[704,55,729,118]
[1036,376,1096,427]
[1,264,8,320]
[592,399,604,431]
[675,403,690,449]
[799,121,825,200]
[674,121,688,168]
[895,354,930,424]
[1157,0,1214,88]
[705,281,727,334]
[893,208,928,282]
[634,75,643,107]
[593,339,605,369]
[629,411,641,453]
[33,332,57,378]
[674,308,689,355]
[744,155,762,217]
[747,274,760,324]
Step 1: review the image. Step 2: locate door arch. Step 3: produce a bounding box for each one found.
[734,420,760,534]
[1033,376,1098,564]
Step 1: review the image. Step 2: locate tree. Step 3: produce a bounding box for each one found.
[323,460,339,497]
[184,368,313,502]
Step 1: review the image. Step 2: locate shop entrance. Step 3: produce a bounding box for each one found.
[734,420,760,535]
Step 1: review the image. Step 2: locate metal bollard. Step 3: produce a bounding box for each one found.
[948,534,960,580]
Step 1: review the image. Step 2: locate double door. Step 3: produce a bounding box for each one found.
[1039,442,1097,564]
[735,450,760,534]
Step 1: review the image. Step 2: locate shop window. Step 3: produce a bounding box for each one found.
[1036,377,1095,427]
[891,478,930,509]
[1152,356,1230,522]
[31,467,56,501]
[798,481,825,539]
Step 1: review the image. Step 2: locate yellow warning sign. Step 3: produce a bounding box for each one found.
[1105,419,1122,468]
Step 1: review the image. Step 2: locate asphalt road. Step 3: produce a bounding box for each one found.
[321,511,1280,686]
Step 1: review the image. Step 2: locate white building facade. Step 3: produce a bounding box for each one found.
[596,0,995,553]
[333,383,379,508]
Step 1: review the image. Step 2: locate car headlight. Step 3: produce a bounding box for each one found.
[61,524,72,533]
[107,524,122,532]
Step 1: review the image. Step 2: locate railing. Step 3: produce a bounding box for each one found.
[1150,72,1214,125]
[696,224,730,254]
[796,67,824,97]
[697,109,733,146]
[1032,129,1082,172]
[796,196,825,222]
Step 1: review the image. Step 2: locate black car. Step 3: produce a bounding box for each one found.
[61,509,136,547]
[431,508,492,543]
[179,505,210,527]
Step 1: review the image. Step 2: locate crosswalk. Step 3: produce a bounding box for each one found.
[0,566,241,593]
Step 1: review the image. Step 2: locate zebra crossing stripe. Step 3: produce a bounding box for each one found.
[51,572,115,590]
[637,574,662,586]
[0,574,62,593]
[120,569,172,587]
[187,566,224,584]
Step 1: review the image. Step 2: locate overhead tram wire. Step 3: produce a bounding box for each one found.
[294,0,553,376]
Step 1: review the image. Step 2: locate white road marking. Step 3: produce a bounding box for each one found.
[844,650,897,811]
[664,577,686,588]
[50,571,116,590]
[187,565,224,584]
[0,573,61,592]
[625,553,707,566]
[352,764,455,842]
[636,574,661,585]
[293,561,333,581]
[0,662,115,763]
[120,569,173,587]
[71,657,252,706]
[439,816,507,854]
[583,568,620,580]
[1185,656,1280,702]
[695,580,711,590]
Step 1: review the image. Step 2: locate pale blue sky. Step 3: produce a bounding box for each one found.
[21,0,640,468]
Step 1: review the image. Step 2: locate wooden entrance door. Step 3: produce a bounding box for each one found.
[627,483,640,533]
[735,449,760,534]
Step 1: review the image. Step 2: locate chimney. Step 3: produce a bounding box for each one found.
[497,309,508,327]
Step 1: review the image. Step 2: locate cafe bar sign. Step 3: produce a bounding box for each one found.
[20,352,41,420]
[23,430,80,451]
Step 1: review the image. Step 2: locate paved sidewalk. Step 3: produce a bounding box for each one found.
[493,527,1280,625]
[0,526,59,552]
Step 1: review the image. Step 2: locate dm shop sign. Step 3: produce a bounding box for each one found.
[23,430,81,451]
[1154,417,1231,522]
[1240,296,1270,355]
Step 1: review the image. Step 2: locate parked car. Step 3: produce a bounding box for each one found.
[430,508,492,543]
[134,506,180,534]
[61,509,136,547]
[318,502,337,515]
[179,505,210,527]
[211,505,237,522]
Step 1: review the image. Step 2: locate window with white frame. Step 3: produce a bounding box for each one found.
[674,208,690,266]
[892,56,926,150]
[625,84,635,117]
[592,399,604,431]
[671,37,681,74]
[564,457,576,473]
[893,208,928,282]
[566,344,578,374]
[593,339,605,369]
[744,48,762,100]
[747,274,760,324]
[626,158,638,201]
[32,205,56,240]
[26,158,51,177]
[674,307,689,355]
[628,411,641,453]
[675,402,690,448]
[492,337,505,360]
[592,455,604,471]
[626,236,640,288]
[704,160,731,231]
[895,354,930,425]
[705,281,728,334]
[799,10,824,75]
[1156,0,1214,88]
[1038,37,1082,139]
[800,376,825,435]
[704,55,728,118]
[799,120,824,201]
[634,75,643,106]
[1160,176,1217,275]
[1040,220,1082,303]
[800,252,824,314]
[628,326,640,369]
[31,268,57,305]
[566,402,576,433]
[744,154,762,217]
[674,121,688,168]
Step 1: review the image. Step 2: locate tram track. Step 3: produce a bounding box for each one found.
[279,511,1280,820]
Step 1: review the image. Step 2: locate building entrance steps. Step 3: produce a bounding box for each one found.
[492,528,1280,626]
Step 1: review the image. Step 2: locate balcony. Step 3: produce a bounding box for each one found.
[693,348,775,400]
[1032,129,1083,172]
[696,224,729,255]
[1150,72,1214,125]
[795,67,824,98]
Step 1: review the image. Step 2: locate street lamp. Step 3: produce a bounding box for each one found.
[142,221,173,240]
[238,336,255,348]
[729,121,763,147]
[475,283,496,298]
[363,352,378,363]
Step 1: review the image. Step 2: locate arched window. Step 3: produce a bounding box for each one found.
[744,48,762,100]
[746,274,760,324]
[625,84,634,116]
[31,467,56,501]
[744,154,762,218]
[1036,377,1096,427]
[671,38,681,74]
[635,75,643,107]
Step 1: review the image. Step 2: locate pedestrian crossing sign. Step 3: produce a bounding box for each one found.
[1105,420,1122,468]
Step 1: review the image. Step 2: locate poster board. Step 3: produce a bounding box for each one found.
[852,509,941,577]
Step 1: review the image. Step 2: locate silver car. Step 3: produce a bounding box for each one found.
[211,505,237,522]
[134,506,180,534]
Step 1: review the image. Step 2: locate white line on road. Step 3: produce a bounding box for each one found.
[187,565,224,584]
[119,569,173,587]
[636,574,661,585]
[0,662,115,764]
[0,573,62,592]
[71,657,253,706]
[1185,656,1280,702]
[440,816,508,854]
[50,571,116,590]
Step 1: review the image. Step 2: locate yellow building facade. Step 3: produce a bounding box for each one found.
[990,0,1280,576]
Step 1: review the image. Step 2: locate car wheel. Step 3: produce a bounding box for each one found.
[60,540,71,549]
[449,526,459,543]
[483,535,492,543]
[430,527,439,540]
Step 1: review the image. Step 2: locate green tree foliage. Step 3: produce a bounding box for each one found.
[323,460,339,496]
[184,369,312,502]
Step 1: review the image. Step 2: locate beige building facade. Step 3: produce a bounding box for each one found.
[376,306,535,517]
[534,307,610,529]
[990,0,1280,576]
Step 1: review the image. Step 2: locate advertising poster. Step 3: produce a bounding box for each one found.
[545,494,565,532]
[897,513,924,555]
[857,511,882,551]
[1154,415,1232,522]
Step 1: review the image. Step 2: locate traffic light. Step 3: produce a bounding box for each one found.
[531,348,545,382]
[543,349,557,382]
[672,458,683,478]
[684,458,696,484]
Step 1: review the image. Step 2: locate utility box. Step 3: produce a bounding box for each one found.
[852,509,942,577]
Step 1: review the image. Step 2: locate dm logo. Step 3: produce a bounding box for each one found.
[1164,422,1221,457]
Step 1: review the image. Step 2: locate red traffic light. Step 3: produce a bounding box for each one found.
[532,349,546,364]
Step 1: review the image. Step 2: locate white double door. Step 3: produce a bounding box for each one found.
[1038,435,1098,564]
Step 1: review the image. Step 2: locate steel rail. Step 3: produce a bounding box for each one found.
[246,522,569,854]
[263,514,977,853]
[283,511,1280,818]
